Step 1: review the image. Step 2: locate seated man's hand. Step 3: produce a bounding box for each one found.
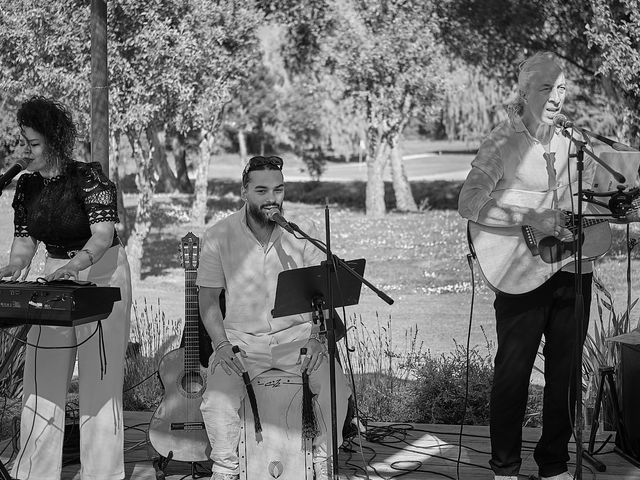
[299,338,327,373]
[212,343,246,376]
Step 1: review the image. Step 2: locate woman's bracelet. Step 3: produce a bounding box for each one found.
[79,248,95,265]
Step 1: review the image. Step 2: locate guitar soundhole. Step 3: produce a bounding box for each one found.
[539,233,584,264]
[179,371,206,398]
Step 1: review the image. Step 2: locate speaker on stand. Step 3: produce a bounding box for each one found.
[583,335,640,471]
[616,343,640,466]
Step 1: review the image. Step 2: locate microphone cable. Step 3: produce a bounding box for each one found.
[563,127,605,479]
[456,252,477,480]
[329,252,372,480]
[0,320,103,350]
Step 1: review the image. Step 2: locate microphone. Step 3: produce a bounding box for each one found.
[553,113,574,129]
[267,209,295,234]
[0,157,31,191]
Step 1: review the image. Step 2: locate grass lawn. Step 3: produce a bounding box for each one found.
[126,195,499,359]
[120,139,477,183]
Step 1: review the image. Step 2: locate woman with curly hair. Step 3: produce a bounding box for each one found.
[0,96,132,480]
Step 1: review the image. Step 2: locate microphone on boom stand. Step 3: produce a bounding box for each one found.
[267,209,295,234]
[0,157,32,194]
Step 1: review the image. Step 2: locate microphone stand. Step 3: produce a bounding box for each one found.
[558,127,628,480]
[287,206,394,479]
[573,136,586,480]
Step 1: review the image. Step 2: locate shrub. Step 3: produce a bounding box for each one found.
[404,339,493,425]
[340,314,423,422]
[121,176,464,212]
[342,317,545,427]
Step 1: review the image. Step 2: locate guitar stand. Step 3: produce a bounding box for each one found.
[582,366,640,471]
[152,451,173,480]
[153,452,210,480]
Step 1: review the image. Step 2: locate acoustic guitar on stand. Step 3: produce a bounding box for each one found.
[149,232,211,463]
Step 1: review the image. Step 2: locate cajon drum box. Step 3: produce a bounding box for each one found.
[239,371,313,480]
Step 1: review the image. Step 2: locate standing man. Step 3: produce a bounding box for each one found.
[458,52,593,480]
[197,155,350,480]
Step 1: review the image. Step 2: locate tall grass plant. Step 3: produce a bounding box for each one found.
[340,313,424,422]
[124,298,182,411]
[583,271,636,430]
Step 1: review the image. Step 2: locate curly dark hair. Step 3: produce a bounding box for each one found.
[17,96,77,169]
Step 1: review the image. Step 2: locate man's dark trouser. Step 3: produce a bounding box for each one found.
[489,271,592,478]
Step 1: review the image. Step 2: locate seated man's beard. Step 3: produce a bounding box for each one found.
[248,202,284,227]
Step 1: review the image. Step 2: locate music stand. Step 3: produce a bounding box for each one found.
[271,258,365,477]
[271,259,366,319]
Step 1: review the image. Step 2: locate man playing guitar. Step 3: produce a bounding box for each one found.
[458,52,636,480]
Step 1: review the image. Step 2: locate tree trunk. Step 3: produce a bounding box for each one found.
[365,142,387,216]
[109,132,129,243]
[191,129,212,227]
[125,135,156,281]
[79,139,92,162]
[172,133,194,194]
[238,129,248,162]
[147,124,178,193]
[389,138,417,211]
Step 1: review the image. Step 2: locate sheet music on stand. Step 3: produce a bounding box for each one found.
[271,259,366,318]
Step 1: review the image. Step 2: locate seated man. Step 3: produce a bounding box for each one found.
[197,155,350,480]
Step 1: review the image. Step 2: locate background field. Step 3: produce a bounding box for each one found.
[3,147,640,369]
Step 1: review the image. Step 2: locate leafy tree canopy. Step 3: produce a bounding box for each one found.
[0,0,262,142]
[436,0,640,140]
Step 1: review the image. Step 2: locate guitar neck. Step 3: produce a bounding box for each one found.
[570,216,605,231]
[184,268,200,372]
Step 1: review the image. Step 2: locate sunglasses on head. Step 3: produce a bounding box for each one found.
[244,155,283,171]
[242,155,283,181]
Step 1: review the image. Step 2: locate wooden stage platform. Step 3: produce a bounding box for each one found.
[1,410,639,479]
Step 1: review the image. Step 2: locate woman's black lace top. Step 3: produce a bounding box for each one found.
[12,161,119,250]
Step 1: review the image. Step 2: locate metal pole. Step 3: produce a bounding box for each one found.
[91,0,109,172]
